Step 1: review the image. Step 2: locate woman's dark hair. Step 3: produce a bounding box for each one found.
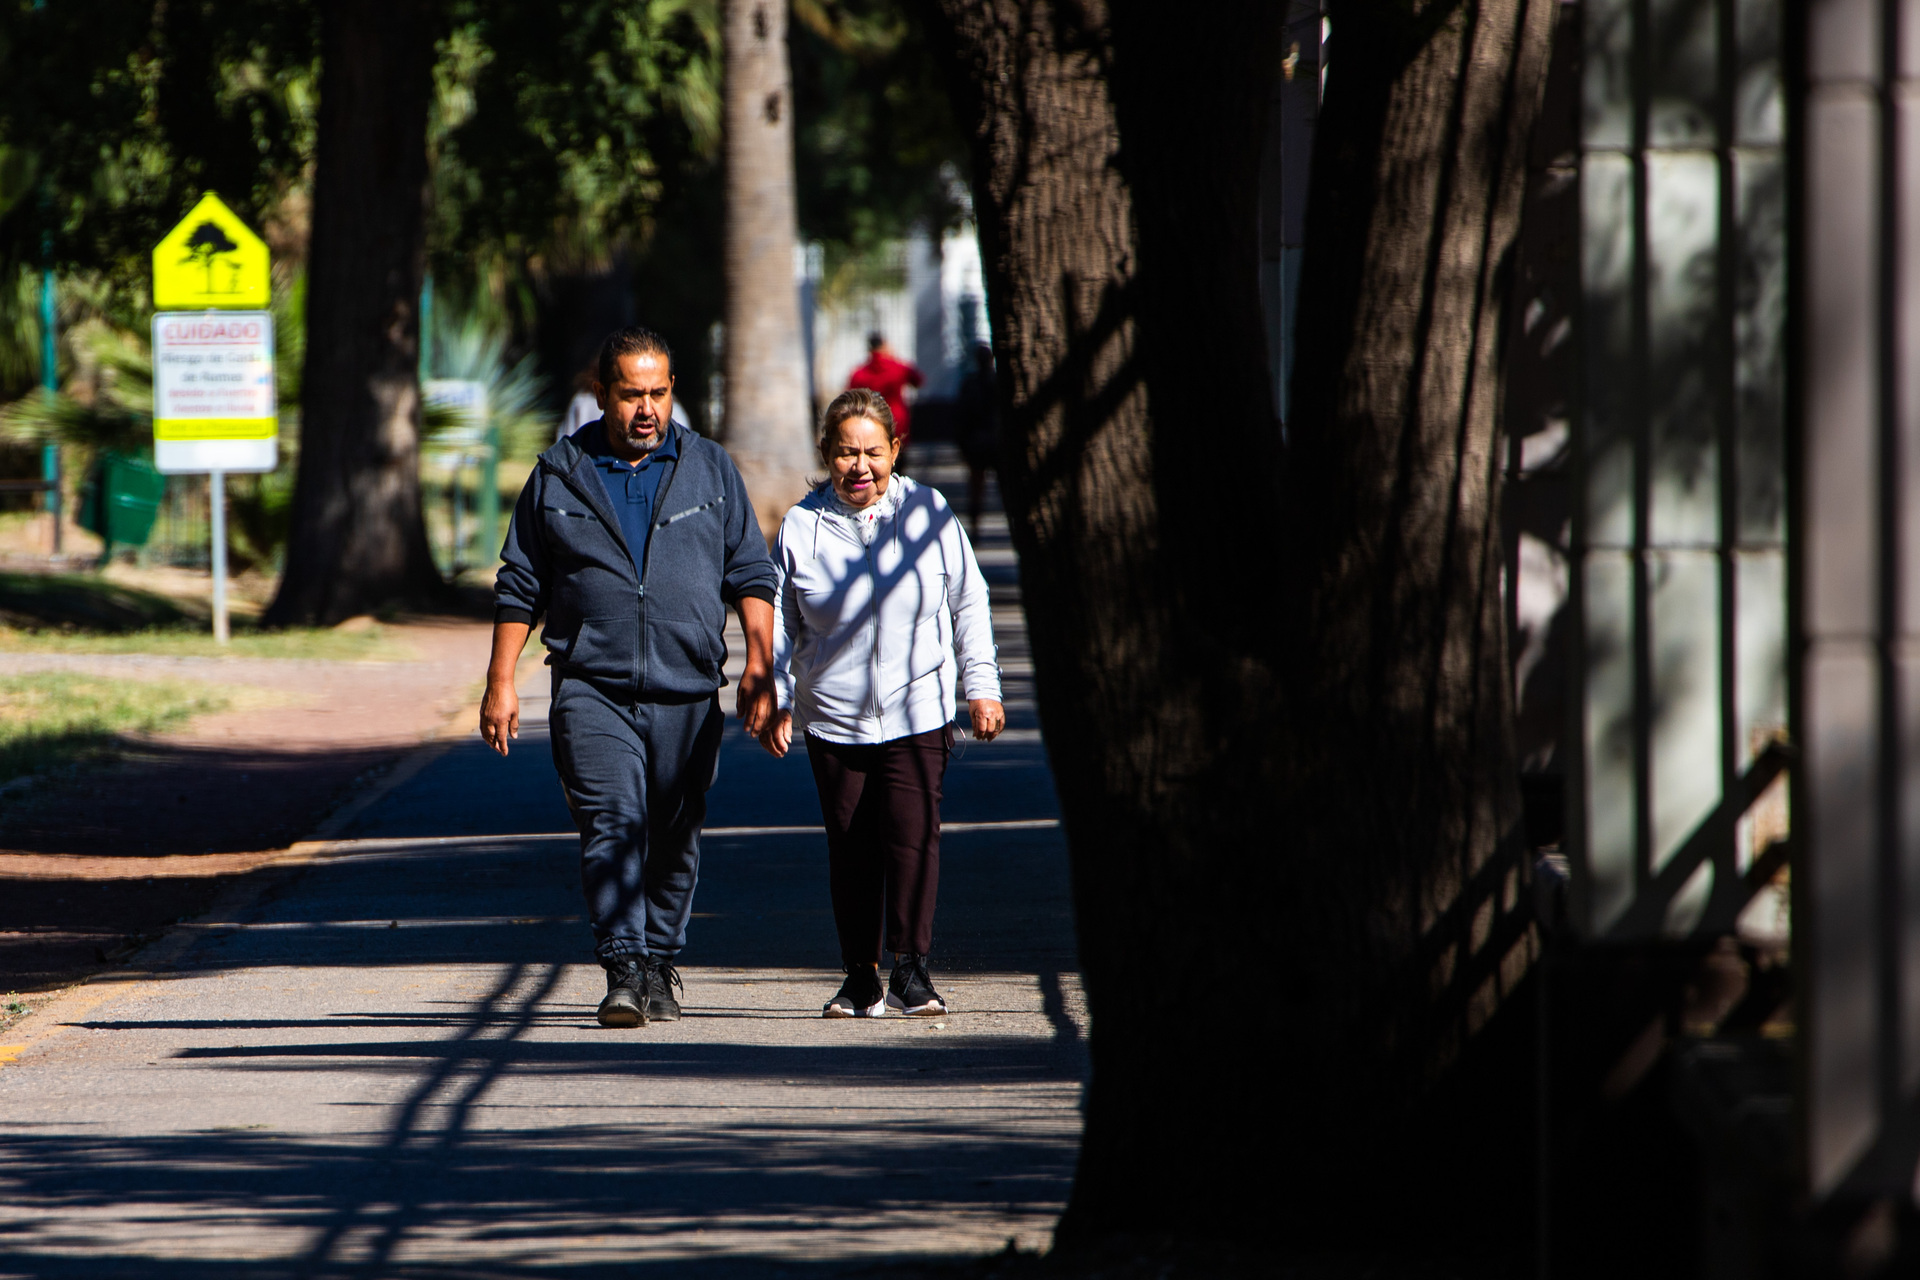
[596,326,673,386]
[817,388,896,463]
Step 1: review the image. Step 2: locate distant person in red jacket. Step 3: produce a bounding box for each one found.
[847,332,923,454]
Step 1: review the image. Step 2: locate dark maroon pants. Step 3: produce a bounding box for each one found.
[804,725,952,965]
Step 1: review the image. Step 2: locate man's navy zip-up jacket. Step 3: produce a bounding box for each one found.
[494,422,777,699]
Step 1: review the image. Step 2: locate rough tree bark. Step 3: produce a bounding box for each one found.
[720,0,813,538]
[265,0,441,626]
[928,0,1555,1255]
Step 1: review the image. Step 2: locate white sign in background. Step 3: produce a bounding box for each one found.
[151,311,278,474]
[423,378,489,447]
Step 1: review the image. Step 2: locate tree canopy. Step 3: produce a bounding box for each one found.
[431,0,721,274]
[792,0,968,253]
[0,0,315,294]
[0,0,966,414]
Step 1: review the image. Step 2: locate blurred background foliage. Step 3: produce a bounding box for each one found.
[421,287,553,462]
[792,0,968,281]
[0,0,317,312]
[433,0,724,271]
[0,0,966,566]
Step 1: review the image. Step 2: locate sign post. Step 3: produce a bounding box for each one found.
[40,267,60,554]
[150,193,274,643]
[209,467,229,643]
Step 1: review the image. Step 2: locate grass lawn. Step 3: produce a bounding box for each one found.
[0,573,414,660]
[0,672,231,785]
[0,621,410,661]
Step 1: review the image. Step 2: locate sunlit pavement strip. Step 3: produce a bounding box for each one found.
[0,493,1085,1279]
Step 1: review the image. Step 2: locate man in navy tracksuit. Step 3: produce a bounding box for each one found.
[481,326,778,1028]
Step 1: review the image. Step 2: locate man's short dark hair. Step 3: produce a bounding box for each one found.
[597,327,673,386]
[866,331,885,352]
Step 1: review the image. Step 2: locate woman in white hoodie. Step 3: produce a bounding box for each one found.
[760,388,1005,1017]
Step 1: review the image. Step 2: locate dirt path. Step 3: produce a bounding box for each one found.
[0,618,496,998]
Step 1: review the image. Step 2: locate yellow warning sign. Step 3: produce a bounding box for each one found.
[152,193,269,310]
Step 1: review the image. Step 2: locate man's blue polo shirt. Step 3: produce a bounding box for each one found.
[579,418,677,580]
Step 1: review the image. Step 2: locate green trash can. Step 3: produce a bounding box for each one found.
[79,451,166,557]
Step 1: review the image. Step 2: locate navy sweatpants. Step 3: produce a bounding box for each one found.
[549,675,724,962]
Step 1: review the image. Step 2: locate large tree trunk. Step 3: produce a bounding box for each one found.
[929,0,1554,1257]
[266,0,440,626]
[720,0,813,538]
[1276,0,1557,1242]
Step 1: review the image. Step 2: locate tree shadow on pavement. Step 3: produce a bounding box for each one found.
[0,955,1081,1280]
[0,732,1085,1278]
[0,741,416,992]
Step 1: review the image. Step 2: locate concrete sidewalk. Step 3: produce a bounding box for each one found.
[0,493,1085,1279]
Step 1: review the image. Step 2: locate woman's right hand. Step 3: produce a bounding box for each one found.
[759,710,794,759]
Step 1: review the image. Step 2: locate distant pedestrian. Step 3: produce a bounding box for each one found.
[846,331,923,457]
[759,388,1004,1018]
[954,342,999,539]
[486,326,778,1029]
[556,367,600,442]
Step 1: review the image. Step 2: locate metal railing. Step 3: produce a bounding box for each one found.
[1570,0,1789,944]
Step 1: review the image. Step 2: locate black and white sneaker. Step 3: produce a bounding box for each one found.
[598,957,650,1028]
[646,958,683,1022]
[824,964,887,1018]
[886,954,947,1016]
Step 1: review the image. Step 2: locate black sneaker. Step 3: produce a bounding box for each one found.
[886,954,947,1016]
[598,956,650,1028]
[645,958,683,1022]
[824,964,886,1018]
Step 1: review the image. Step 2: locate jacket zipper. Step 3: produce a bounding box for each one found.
[636,441,681,695]
[867,532,883,723]
[543,432,680,695]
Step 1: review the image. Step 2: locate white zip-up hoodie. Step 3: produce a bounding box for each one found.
[771,476,1000,744]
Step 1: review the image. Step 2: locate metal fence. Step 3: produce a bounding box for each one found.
[1569,0,1789,943]
[58,463,493,578]
[96,472,214,569]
